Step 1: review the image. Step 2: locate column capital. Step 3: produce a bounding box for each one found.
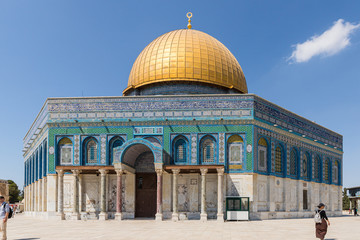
[156,169,163,176]
[171,169,180,175]
[56,169,64,176]
[115,169,124,176]
[216,168,224,175]
[71,169,81,176]
[200,168,208,175]
[99,169,108,176]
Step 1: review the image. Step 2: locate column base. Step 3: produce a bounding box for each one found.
[98,212,108,221]
[70,212,80,220]
[115,212,123,221]
[200,213,207,222]
[155,213,163,221]
[171,213,179,221]
[57,212,65,220]
[217,214,224,222]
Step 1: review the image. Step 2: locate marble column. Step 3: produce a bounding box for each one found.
[78,174,83,213]
[171,169,180,221]
[42,178,46,212]
[56,169,65,220]
[99,169,108,220]
[115,170,124,221]
[38,180,42,212]
[216,168,224,221]
[155,169,163,221]
[71,170,81,220]
[200,168,208,221]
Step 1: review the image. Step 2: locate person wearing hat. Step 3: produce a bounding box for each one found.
[0,196,9,240]
[315,203,330,240]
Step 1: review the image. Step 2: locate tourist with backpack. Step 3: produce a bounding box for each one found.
[0,196,11,240]
[314,203,330,240]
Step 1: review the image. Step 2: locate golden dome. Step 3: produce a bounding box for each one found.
[123,29,247,95]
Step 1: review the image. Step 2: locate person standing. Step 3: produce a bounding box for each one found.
[0,196,9,240]
[354,207,358,216]
[315,203,330,240]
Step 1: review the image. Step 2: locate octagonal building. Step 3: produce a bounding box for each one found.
[23,18,343,221]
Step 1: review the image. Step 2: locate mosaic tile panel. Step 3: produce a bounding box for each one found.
[100,135,106,164]
[286,145,290,176]
[218,133,225,163]
[74,135,80,165]
[190,134,197,164]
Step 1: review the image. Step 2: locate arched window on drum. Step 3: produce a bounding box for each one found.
[200,135,216,164]
[173,136,188,163]
[58,137,73,165]
[84,137,98,164]
[257,138,268,172]
[109,137,124,164]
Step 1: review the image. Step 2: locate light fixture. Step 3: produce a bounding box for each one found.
[302,135,306,137]
[289,130,293,132]
[324,143,328,146]
[273,124,278,127]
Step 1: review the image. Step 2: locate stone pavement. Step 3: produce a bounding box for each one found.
[5,214,360,240]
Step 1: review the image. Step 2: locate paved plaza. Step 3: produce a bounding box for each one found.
[5,214,360,240]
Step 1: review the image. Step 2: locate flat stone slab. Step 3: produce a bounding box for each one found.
[6,214,360,239]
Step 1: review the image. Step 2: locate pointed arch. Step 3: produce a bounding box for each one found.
[290,148,298,177]
[83,137,99,164]
[172,135,189,163]
[109,136,124,164]
[200,135,217,164]
[314,155,321,181]
[58,137,73,165]
[275,145,284,174]
[228,134,244,164]
[257,137,268,172]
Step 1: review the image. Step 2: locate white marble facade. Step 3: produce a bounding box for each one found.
[24,172,342,220]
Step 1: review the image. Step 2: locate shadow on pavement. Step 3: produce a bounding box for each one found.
[14,238,40,240]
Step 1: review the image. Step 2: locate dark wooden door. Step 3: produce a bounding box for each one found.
[303,190,308,210]
[135,173,157,218]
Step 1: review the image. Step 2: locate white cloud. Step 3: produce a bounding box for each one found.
[289,19,360,63]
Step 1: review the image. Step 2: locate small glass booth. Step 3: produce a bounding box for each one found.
[225,197,250,221]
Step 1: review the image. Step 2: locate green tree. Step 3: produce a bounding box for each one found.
[7,180,22,203]
[343,188,350,210]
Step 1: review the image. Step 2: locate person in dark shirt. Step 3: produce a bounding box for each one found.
[315,203,330,240]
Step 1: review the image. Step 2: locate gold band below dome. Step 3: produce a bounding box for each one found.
[125,29,247,95]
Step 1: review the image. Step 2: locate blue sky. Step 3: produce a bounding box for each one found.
[1,0,359,189]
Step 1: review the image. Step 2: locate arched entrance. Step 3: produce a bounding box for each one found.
[122,144,157,218]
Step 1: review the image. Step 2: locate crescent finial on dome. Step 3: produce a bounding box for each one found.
[187,12,192,29]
